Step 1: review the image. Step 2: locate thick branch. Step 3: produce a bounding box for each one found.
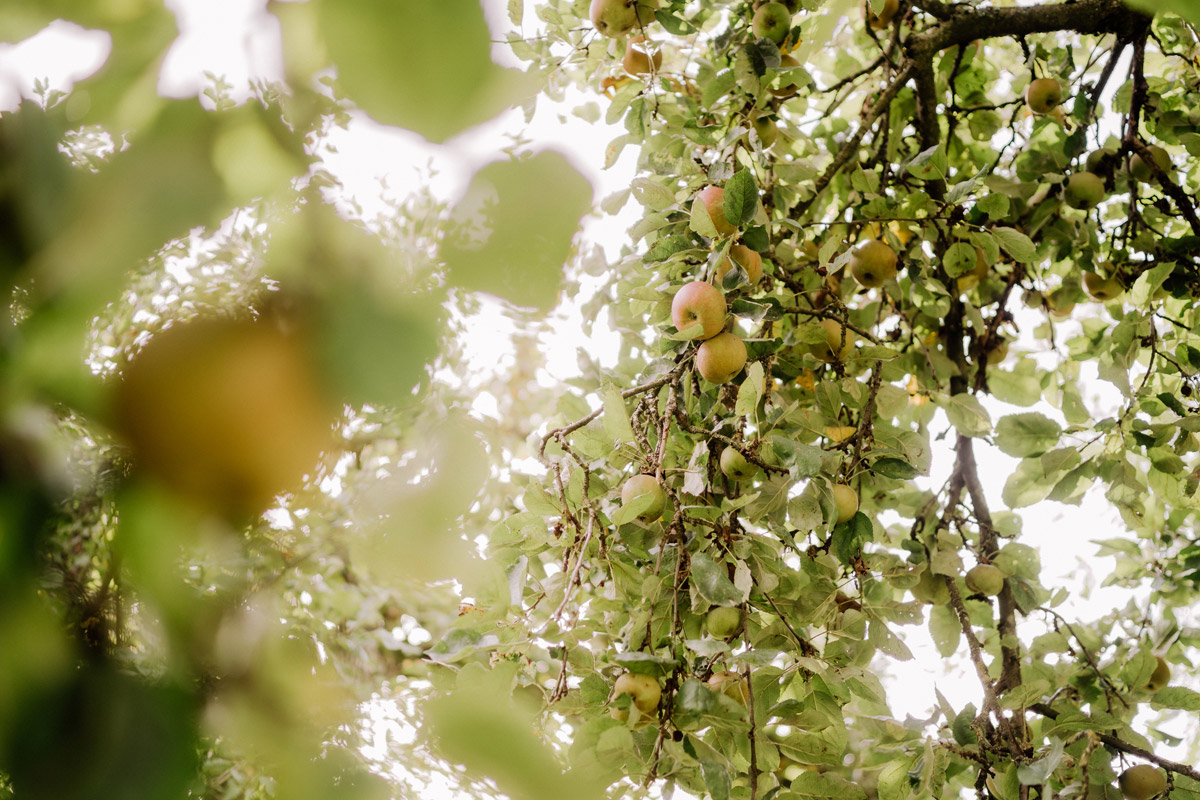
[912,0,1151,52]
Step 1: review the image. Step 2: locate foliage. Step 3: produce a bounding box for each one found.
[2,0,1200,799]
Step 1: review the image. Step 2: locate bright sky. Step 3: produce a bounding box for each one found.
[0,0,1190,778]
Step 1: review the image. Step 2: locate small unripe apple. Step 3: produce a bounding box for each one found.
[1146,655,1171,693]
[863,0,900,29]
[1046,287,1075,319]
[621,473,666,521]
[694,185,737,237]
[623,36,662,76]
[987,338,1009,365]
[965,564,1004,596]
[1025,78,1063,115]
[1086,147,1118,173]
[590,0,658,37]
[716,244,763,285]
[1118,765,1166,800]
[849,238,898,287]
[832,483,858,523]
[720,447,758,481]
[1063,172,1106,210]
[696,332,748,384]
[752,113,778,148]
[1130,145,1172,183]
[811,318,855,362]
[610,672,662,725]
[707,671,749,705]
[769,54,802,98]
[752,2,792,44]
[956,246,989,293]
[1083,271,1123,301]
[671,280,727,340]
[704,606,742,639]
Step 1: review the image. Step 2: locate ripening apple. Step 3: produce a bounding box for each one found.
[114,316,334,519]
[752,113,778,148]
[849,238,898,287]
[1145,655,1171,693]
[863,0,900,29]
[810,318,855,362]
[752,2,792,44]
[623,36,663,76]
[671,280,727,340]
[720,447,758,481]
[610,672,662,725]
[769,54,802,98]
[965,564,1004,596]
[704,606,742,639]
[1083,271,1123,301]
[715,244,763,285]
[832,483,858,523]
[621,473,666,521]
[1118,765,1166,800]
[693,185,737,237]
[1025,78,1063,114]
[1063,172,1106,210]
[696,332,748,384]
[707,671,749,705]
[1130,145,1172,183]
[590,0,658,37]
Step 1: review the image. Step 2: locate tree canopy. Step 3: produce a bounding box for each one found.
[0,0,1199,799]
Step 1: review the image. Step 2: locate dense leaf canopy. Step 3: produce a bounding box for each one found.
[0,0,1198,799]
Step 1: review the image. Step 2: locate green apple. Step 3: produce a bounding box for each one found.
[610,672,662,725]
[590,0,658,37]
[1118,765,1166,800]
[987,338,1009,365]
[849,238,898,287]
[1086,147,1117,173]
[1083,271,1123,301]
[752,113,778,148]
[623,36,662,76]
[704,606,742,638]
[1130,145,1172,183]
[707,671,749,705]
[1025,78,1063,114]
[1046,287,1075,319]
[769,54,802,98]
[810,318,855,362]
[1146,655,1171,693]
[832,483,858,523]
[716,243,763,285]
[621,473,666,521]
[671,280,727,340]
[752,2,791,44]
[965,564,1004,596]
[694,184,737,237]
[863,0,900,29]
[720,447,758,481]
[1063,172,1105,210]
[956,246,989,293]
[696,332,748,384]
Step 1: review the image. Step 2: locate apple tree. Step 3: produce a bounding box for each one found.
[465,0,1200,799]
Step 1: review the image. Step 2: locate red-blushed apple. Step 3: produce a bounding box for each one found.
[623,36,662,76]
[671,280,726,340]
[694,185,737,237]
[696,332,747,384]
[715,244,763,285]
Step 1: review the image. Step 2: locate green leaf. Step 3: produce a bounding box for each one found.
[443,152,593,310]
[832,513,872,565]
[645,234,693,263]
[994,413,1061,458]
[1152,687,1200,711]
[723,170,758,229]
[944,242,977,278]
[736,362,765,417]
[603,387,635,443]
[691,552,745,607]
[785,771,868,800]
[1130,261,1174,306]
[928,604,961,657]
[1017,738,1063,786]
[690,194,720,238]
[943,394,992,437]
[701,759,732,800]
[316,0,534,142]
[991,227,1037,262]
[1125,0,1200,26]
[871,457,921,480]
